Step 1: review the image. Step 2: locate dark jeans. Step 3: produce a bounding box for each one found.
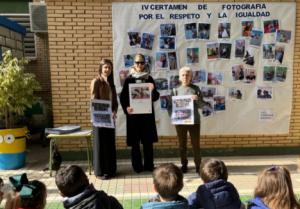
[175,124,201,168]
[130,140,154,172]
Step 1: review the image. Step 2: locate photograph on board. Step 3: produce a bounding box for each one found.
[198,23,210,40]
[241,20,254,37]
[160,23,176,36]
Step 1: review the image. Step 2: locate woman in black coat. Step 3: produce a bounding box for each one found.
[120,54,160,173]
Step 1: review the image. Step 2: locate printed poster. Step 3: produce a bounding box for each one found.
[171,95,194,125]
[91,99,114,128]
[129,83,152,114]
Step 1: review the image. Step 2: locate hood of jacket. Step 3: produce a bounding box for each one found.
[248,197,270,209]
[63,184,96,208]
[141,200,188,209]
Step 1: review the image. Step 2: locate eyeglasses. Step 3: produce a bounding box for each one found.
[135,61,145,65]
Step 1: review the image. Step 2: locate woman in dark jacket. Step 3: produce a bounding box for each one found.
[120,54,160,173]
[90,59,118,180]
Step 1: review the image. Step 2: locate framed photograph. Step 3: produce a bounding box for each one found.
[192,70,206,84]
[228,87,243,100]
[275,66,287,82]
[129,83,152,114]
[128,32,141,47]
[201,87,216,98]
[124,54,135,68]
[184,23,197,39]
[263,43,275,59]
[119,69,129,86]
[198,23,210,40]
[213,96,226,111]
[160,24,176,36]
[186,48,199,64]
[244,68,256,84]
[207,72,223,85]
[263,20,279,33]
[276,30,292,43]
[159,36,175,50]
[218,22,230,39]
[219,42,231,59]
[202,99,214,117]
[169,74,180,89]
[90,99,114,128]
[171,95,194,125]
[232,64,245,81]
[241,20,254,37]
[141,33,154,50]
[207,42,219,60]
[263,66,275,82]
[168,51,178,70]
[257,87,273,99]
[243,47,256,66]
[274,45,285,64]
[155,52,168,69]
[154,78,168,90]
[160,95,171,110]
[235,39,245,58]
[250,29,263,46]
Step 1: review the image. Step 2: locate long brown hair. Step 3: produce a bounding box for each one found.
[254,166,300,209]
[98,59,115,87]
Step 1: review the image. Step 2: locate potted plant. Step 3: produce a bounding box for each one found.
[0,50,40,169]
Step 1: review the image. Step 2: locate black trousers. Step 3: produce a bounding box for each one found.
[130,140,154,172]
[93,127,116,177]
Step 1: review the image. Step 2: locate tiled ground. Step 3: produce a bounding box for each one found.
[1,143,300,208]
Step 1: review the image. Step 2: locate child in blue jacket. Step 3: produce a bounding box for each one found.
[141,163,189,209]
[188,158,244,209]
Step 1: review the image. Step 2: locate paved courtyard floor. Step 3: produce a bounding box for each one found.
[1,143,300,208]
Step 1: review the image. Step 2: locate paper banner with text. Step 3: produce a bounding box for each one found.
[112,2,295,135]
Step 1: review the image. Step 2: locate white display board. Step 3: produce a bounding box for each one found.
[112,2,295,135]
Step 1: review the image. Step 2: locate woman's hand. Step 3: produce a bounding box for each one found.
[127,107,134,114]
[191,95,198,101]
[112,111,117,120]
[148,83,154,91]
[4,192,20,209]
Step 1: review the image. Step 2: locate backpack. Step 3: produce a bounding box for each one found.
[51,143,62,171]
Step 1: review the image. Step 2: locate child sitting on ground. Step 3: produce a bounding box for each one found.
[4,173,47,209]
[247,166,300,209]
[55,165,123,209]
[188,158,244,209]
[141,163,189,209]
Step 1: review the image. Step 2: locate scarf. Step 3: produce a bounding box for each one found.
[130,67,149,80]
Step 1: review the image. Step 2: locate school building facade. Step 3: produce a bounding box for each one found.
[2,0,297,156]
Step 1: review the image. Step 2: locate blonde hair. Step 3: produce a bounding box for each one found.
[179,66,192,76]
[130,53,149,74]
[254,166,300,209]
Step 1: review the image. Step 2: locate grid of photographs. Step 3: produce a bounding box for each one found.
[121,16,292,114]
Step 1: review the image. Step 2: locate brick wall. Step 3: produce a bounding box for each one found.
[25,33,53,124]
[0,25,24,58]
[46,0,300,151]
